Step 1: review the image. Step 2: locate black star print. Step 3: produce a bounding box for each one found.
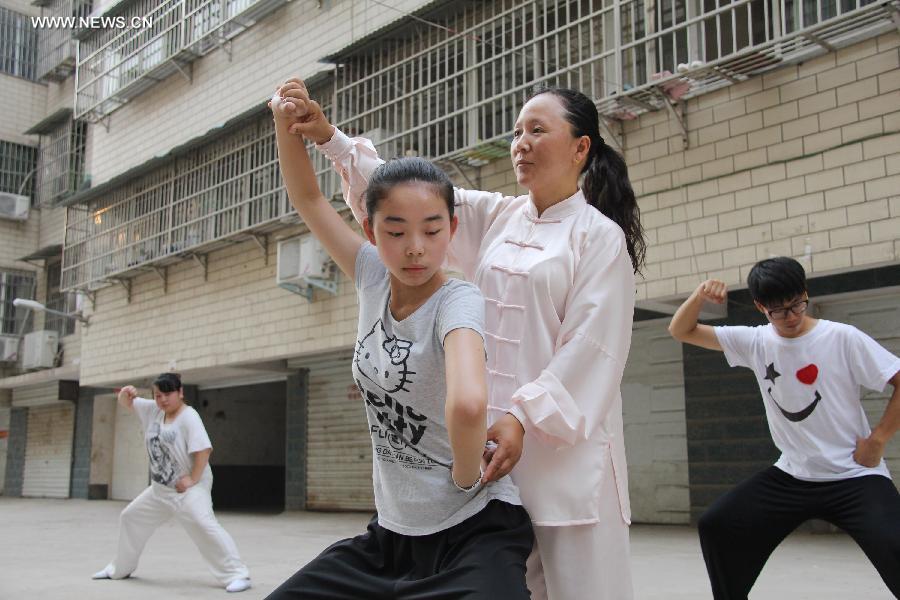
[764,363,781,384]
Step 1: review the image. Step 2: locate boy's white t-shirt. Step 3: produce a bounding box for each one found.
[133,398,213,488]
[715,320,900,481]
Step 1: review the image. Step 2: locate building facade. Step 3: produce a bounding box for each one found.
[1,0,897,523]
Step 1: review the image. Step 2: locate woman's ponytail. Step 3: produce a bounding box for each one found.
[530,87,646,273]
[583,141,646,273]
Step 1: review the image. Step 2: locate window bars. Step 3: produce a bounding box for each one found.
[44,261,77,337]
[37,120,88,207]
[35,0,92,82]
[74,0,289,122]
[0,6,38,80]
[331,0,896,163]
[62,83,339,291]
[0,270,36,335]
[0,141,38,202]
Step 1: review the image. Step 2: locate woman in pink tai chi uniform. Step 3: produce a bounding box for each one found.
[277,79,646,600]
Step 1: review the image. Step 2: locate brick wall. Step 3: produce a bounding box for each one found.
[77,225,359,386]
[622,33,899,301]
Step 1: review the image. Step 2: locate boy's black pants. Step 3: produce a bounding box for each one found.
[699,466,900,599]
[265,500,533,600]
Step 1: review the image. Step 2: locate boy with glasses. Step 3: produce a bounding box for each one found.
[669,257,900,599]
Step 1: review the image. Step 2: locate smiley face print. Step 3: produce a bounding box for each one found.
[763,362,822,422]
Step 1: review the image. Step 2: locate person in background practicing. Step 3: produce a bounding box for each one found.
[669,257,900,599]
[92,372,251,593]
[264,82,531,599]
[277,78,644,600]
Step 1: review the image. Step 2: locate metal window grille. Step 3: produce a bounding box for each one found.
[36,0,92,81]
[75,0,289,122]
[44,260,76,337]
[0,6,38,80]
[62,80,338,291]
[333,0,896,161]
[0,270,37,335]
[37,120,88,207]
[0,141,38,202]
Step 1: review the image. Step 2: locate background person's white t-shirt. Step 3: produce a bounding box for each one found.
[715,320,900,481]
[133,398,213,488]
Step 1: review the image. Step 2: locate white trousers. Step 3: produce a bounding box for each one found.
[525,465,633,600]
[105,477,249,586]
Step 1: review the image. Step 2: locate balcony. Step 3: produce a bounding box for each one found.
[61,81,340,295]
[74,0,289,124]
[329,0,899,165]
[34,0,92,82]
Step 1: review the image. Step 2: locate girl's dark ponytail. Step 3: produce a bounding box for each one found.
[530,87,646,273]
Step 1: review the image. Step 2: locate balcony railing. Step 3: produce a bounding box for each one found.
[62,85,340,292]
[74,0,288,122]
[331,0,897,165]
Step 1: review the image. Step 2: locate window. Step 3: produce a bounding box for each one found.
[0,140,38,202]
[0,270,36,335]
[0,6,38,80]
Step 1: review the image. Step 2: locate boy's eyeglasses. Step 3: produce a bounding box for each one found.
[765,299,809,320]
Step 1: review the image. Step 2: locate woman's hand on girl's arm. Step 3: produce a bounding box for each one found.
[481,413,525,483]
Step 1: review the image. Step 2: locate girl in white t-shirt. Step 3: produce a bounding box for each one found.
[92,373,251,593]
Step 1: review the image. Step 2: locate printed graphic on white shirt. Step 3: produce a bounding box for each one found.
[763,362,823,422]
[354,318,445,470]
[146,422,178,486]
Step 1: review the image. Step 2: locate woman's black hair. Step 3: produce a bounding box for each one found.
[529,87,646,273]
[153,372,182,393]
[747,257,808,307]
[365,157,455,220]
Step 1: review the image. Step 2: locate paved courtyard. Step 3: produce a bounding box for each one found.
[0,497,891,599]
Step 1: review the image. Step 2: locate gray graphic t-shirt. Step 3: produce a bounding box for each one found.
[133,398,212,488]
[353,244,521,535]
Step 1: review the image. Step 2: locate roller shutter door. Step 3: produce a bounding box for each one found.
[299,351,374,511]
[22,404,75,498]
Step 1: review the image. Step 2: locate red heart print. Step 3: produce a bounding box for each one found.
[796,364,818,385]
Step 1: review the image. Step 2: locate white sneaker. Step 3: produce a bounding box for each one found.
[91,566,111,580]
[225,578,251,593]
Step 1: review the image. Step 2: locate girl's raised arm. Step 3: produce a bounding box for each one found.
[272,82,363,280]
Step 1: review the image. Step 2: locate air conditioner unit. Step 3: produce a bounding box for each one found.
[0,192,30,221]
[0,335,19,363]
[276,235,337,301]
[22,330,59,370]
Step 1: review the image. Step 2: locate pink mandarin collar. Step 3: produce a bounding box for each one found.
[525,189,587,222]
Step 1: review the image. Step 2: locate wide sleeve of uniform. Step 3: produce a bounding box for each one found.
[317,128,507,278]
[507,226,635,449]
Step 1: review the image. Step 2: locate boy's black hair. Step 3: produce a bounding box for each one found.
[364,157,454,220]
[747,257,808,307]
[153,372,182,393]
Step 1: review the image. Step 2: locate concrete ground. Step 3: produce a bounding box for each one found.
[0,497,891,599]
